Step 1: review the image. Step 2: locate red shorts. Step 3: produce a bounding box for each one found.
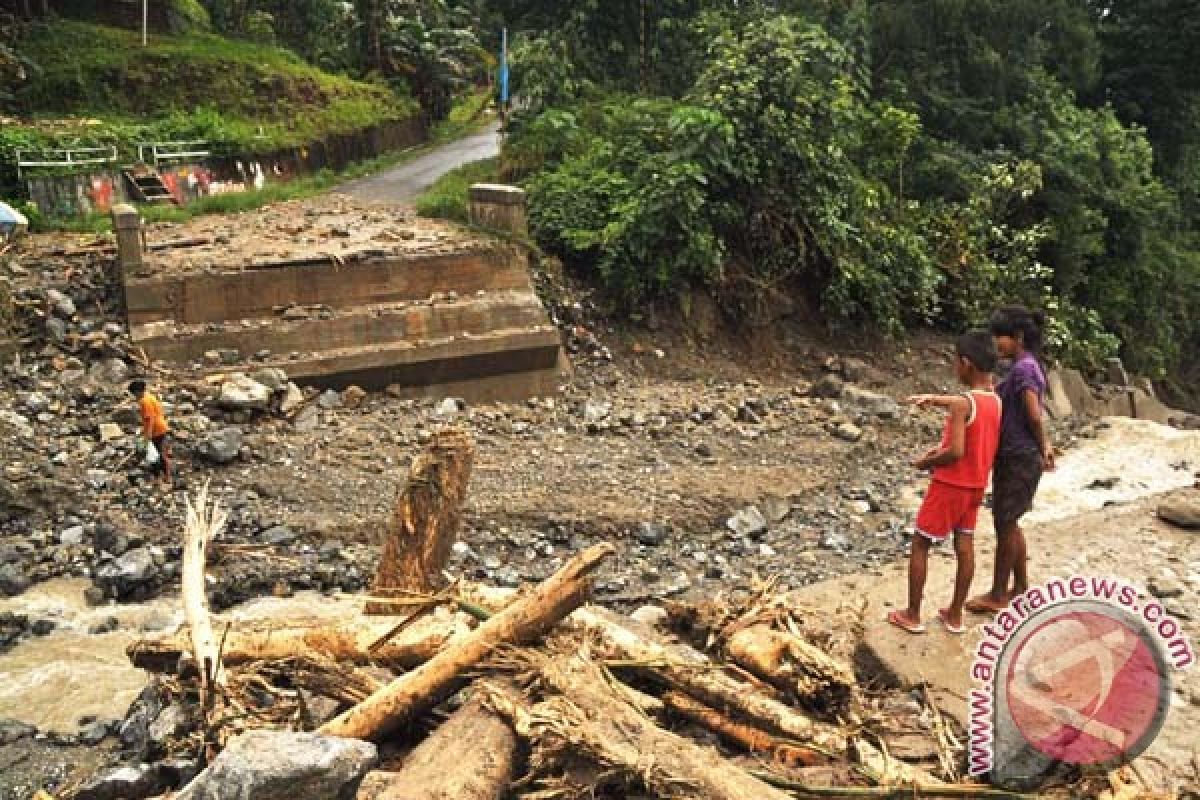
[915,481,985,541]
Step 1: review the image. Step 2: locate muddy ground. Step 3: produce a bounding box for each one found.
[0,199,1195,798]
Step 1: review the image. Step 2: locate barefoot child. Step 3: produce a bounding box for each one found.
[888,332,1000,634]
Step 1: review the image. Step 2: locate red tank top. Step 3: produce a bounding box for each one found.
[933,390,1001,489]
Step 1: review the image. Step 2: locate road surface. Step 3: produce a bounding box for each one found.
[339,122,501,206]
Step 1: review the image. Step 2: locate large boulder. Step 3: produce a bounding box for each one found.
[218,375,271,411]
[841,385,900,419]
[177,730,377,800]
[74,765,165,800]
[195,427,244,464]
[94,547,159,600]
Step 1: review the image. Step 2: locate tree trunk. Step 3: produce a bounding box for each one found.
[355,689,518,800]
[527,652,795,800]
[567,607,847,755]
[321,543,615,741]
[182,487,228,709]
[128,610,472,672]
[367,428,474,612]
[724,625,857,713]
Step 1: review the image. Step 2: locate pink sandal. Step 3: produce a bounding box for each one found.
[887,610,926,634]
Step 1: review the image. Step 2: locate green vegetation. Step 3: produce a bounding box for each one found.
[416,157,499,223]
[498,0,1200,382]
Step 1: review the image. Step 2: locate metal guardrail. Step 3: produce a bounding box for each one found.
[15,146,119,178]
[136,140,212,166]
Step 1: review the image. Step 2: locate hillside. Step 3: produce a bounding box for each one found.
[1,19,419,190]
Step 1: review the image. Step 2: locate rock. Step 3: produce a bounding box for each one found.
[46,288,77,318]
[84,586,108,607]
[88,357,131,386]
[299,691,343,728]
[89,616,119,634]
[583,400,611,424]
[1158,495,1200,530]
[436,397,464,416]
[218,374,272,411]
[46,316,68,341]
[196,427,243,464]
[176,730,377,800]
[634,522,668,547]
[75,764,165,800]
[342,386,367,410]
[821,531,850,550]
[317,389,343,410]
[842,386,900,419]
[149,703,193,747]
[1147,576,1185,600]
[95,524,130,557]
[812,374,845,399]
[262,525,297,546]
[761,494,791,524]
[119,683,165,756]
[726,506,768,539]
[282,305,310,321]
[629,605,670,630]
[249,368,289,392]
[848,500,872,515]
[832,422,863,443]
[279,382,305,414]
[79,719,112,745]
[95,547,158,599]
[60,524,86,545]
[23,391,50,413]
[0,563,30,596]
[0,718,36,745]
[98,422,124,442]
[218,348,241,365]
[31,618,55,635]
[294,405,320,431]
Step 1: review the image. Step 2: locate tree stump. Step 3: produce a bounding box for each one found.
[367,428,474,613]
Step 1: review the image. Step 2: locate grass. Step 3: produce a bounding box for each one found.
[415,157,501,223]
[35,92,500,233]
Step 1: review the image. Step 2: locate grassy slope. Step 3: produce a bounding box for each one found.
[8,20,418,152]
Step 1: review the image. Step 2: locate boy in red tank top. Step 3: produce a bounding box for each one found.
[888,331,1001,635]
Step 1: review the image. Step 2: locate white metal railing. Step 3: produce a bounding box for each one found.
[15,146,119,178]
[136,141,212,166]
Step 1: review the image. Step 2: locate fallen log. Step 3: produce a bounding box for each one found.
[354,688,518,800]
[128,609,471,672]
[368,428,474,611]
[524,651,795,800]
[662,690,829,768]
[321,543,616,740]
[725,624,857,713]
[567,607,848,755]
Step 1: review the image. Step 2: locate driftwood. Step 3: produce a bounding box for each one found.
[321,543,616,740]
[519,652,795,800]
[368,428,474,611]
[128,610,471,672]
[662,690,829,768]
[567,607,848,755]
[725,624,857,713]
[355,689,518,800]
[182,485,228,709]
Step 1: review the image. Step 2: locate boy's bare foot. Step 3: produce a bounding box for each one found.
[887,609,926,634]
[965,593,1009,614]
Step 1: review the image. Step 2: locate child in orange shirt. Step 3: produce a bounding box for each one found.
[888,332,1000,634]
[128,380,172,487]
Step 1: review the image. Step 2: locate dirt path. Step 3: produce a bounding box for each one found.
[338,122,501,205]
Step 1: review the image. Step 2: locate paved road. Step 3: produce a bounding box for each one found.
[338,122,501,206]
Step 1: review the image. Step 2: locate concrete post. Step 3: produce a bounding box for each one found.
[112,204,143,270]
[468,184,527,236]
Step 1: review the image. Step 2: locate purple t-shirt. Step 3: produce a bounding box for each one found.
[997,353,1046,455]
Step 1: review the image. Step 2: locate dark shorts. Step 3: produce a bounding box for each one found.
[992,449,1042,533]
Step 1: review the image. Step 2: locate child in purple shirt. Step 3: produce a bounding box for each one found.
[967,306,1055,613]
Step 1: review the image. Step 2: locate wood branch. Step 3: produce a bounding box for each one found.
[567,607,848,755]
[524,651,795,800]
[368,428,474,611]
[725,624,857,713]
[321,543,616,740]
[128,609,471,672]
[354,688,518,800]
[183,484,229,708]
[662,690,829,768]
[853,739,944,787]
